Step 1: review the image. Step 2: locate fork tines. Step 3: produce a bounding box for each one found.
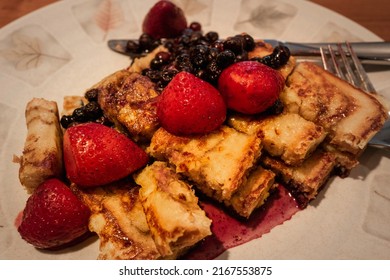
[320,42,376,93]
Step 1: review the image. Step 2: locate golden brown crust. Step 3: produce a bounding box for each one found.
[72,180,161,260]
[134,161,212,257]
[229,166,276,218]
[18,98,63,193]
[281,62,388,155]
[148,126,262,202]
[146,126,279,218]
[262,150,336,205]
[228,112,327,166]
[96,70,160,142]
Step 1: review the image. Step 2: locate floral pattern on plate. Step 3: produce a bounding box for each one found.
[234,0,297,37]
[72,0,138,43]
[173,0,214,27]
[0,25,72,87]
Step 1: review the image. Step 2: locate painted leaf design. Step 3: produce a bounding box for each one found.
[94,0,125,40]
[0,34,43,70]
[238,4,292,29]
[0,33,70,71]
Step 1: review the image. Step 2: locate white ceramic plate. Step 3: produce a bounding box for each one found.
[1,0,389,260]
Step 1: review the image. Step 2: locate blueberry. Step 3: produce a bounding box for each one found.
[84,88,99,102]
[216,50,236,68]
[60,115,74,129]
[242,34,255,51]
[223,36,243,55]
[72,107,86,122]
[205,31,219,43]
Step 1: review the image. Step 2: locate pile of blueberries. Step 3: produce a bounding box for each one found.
[126,22,291,89]
[60,23,291,129]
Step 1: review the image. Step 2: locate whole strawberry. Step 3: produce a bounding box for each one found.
[218,61,285,114]
[142,0,188,39]
[157,71,226,135]
[18,178,90,249]
[63,122,149,187]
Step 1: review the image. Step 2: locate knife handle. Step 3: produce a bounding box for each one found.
[286,41,390,64]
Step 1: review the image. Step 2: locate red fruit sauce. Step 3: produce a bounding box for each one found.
[184,185,300,259]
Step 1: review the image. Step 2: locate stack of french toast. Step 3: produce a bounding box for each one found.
[18,40,388,259]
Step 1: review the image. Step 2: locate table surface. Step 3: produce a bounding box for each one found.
[0,0,389,41]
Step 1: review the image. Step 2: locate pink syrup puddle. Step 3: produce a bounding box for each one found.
[185,185,300,259]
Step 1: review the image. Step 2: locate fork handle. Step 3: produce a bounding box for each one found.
[283,41,390,65]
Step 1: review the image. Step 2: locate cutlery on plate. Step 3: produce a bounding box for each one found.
[107,39,390,65]
[320,42,390,149]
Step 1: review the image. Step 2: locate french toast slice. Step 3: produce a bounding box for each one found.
[261,149,337,206]
[148,126,262,202]
[228,112,327,166]
[18,98,63,193]
[71,180,162,260]
[134,161,212,257]
[229,165,276,218]
[147,126,278,218]
[281,62,388,156]
[89,70,160,142]
[88,46,168,141]
[321,144,359,176]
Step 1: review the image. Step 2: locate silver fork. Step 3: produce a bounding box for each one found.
[320,42,390,149]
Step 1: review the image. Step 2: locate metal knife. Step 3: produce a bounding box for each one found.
[108,39,390,65]
[265,40,390,64]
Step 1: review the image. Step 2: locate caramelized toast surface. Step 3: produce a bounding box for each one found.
[281,62,388,155]
[93,70,160,142]
[71,181,161,260]
[18,98,63,193]
[262,150,337,206]
[228,112,327,166]
[148,126,262,202]
[134,161,212,257]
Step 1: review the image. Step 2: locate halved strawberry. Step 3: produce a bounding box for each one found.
[18,178,90,249]
[218,61,285,114]
[157,71,226,135]
[63,123,148,187]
